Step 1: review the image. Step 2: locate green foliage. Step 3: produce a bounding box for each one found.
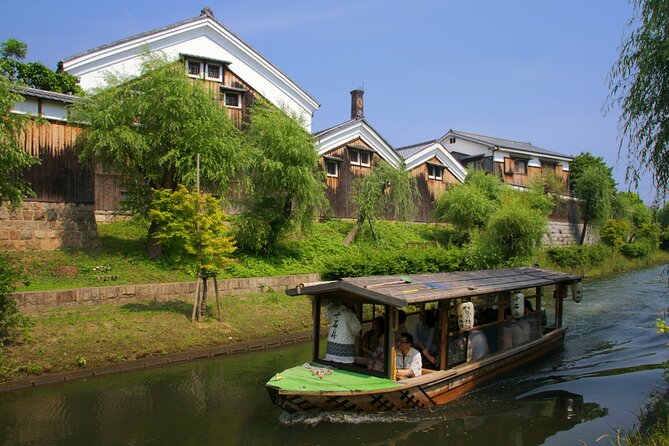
[148,186,236,276]
[614,191,653,242]
[608,0,669,198]
[569,152,616,192]
[0,75,40,208]
[480,193,549,263]
[620,242,649,259]
[321,246,463,280]
[0,258,31,344]
[236,100,327,254]
[0,39,81,94]
[352,160,418,228]
[570,153,616,243]
[1,38,27,60]
[72,54,243,215]
[600,219,633,254]
[435,171,551,268]
[657,202,669,228]
[660,231,669,251]
[433,170,501,234]
[545,244,609,269]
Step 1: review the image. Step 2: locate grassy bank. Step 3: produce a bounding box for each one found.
[1,291,312,383]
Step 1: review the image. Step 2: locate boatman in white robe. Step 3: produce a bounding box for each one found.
[325,300,361,363]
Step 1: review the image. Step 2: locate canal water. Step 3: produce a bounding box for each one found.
[1,265,668,446]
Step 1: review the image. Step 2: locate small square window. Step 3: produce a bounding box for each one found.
[350,149,360,166]
[206,63,222,81]
[514,159,527,174]
[224,92,241,108]
[428,164,443,180]
[187,60,202,78]
[325,160,339,177]
[360,151,371,167]
[449,137,456,144]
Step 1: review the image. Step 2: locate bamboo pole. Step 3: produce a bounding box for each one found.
[213,275,221,322]
[191,273,201,322]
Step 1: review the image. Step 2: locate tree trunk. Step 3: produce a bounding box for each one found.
[579,199,590,245]
[147,220,163,259]
[343,217,364,246]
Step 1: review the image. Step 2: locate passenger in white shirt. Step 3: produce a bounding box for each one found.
[396,332,422,379]
[325,300,361,364]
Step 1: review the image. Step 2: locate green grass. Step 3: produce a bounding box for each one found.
[3,219,440,291]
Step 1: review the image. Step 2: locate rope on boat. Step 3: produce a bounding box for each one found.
[302,362,333,379]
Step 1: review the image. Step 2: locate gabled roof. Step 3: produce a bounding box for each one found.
[314,118,402,167]
[11,86,79,104]
[441,129,573,162]
[396,140,467,183]
[60,8,319,127]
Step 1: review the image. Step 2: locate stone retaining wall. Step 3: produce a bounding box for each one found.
[544,221,598,246]
[0,201,99,251]
[11,273,321,311]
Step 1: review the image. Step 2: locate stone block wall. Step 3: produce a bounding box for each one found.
[11,273,321,311]
[544,221,598,246]
[0,201,99,251]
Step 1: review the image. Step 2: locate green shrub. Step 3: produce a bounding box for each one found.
[545,244,609,269]
[660,231,669,251]
[0,258,31,344]
[321,246,463,280]
[620,243,649,259]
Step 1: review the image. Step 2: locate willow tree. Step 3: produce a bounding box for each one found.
[71,55,243,258]
[236,101,327,254]
[570,153,615,244]
[608,0,669,200]
[348,160,418,243]
[0,76,39,208]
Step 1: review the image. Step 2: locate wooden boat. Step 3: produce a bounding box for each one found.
[266,267,582,413]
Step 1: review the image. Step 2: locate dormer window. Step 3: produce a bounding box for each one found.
[206,63,222,82]
[187,60,202,78]
[350,149,371,167]
[427,164,443,180]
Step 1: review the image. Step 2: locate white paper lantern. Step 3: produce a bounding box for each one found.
[512,292,525,319]
[457,301,474,331]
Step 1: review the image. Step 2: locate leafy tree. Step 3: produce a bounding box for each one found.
[149,186,236,274]
[150,186,236,319]
[600,219,632,255]
[434,170,502,237]
[608,0,669,199]
[72,55,243,258]
[236,101,326,254]
[570,153,616,244]
[349,160,418,241]
[0,39,80,94]
[613,191,653,242]
[0,76,39,208]
[656,202,669,228]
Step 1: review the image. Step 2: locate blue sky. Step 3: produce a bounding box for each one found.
[2,0,659,203]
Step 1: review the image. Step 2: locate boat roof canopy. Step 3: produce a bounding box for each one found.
[286,267,581,307]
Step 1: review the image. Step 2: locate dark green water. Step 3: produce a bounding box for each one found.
[1,265,668,445]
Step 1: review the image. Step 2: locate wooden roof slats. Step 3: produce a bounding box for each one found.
[287,268,580,307]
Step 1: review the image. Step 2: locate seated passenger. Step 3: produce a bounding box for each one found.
[396,333,422,379]
[414,310,438,368]
[367,333,385,372]
[502,308,530,349]
[467,315,489,361]
[362,316,385,357]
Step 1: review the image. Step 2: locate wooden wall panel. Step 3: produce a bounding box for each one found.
[21,120,93,204]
